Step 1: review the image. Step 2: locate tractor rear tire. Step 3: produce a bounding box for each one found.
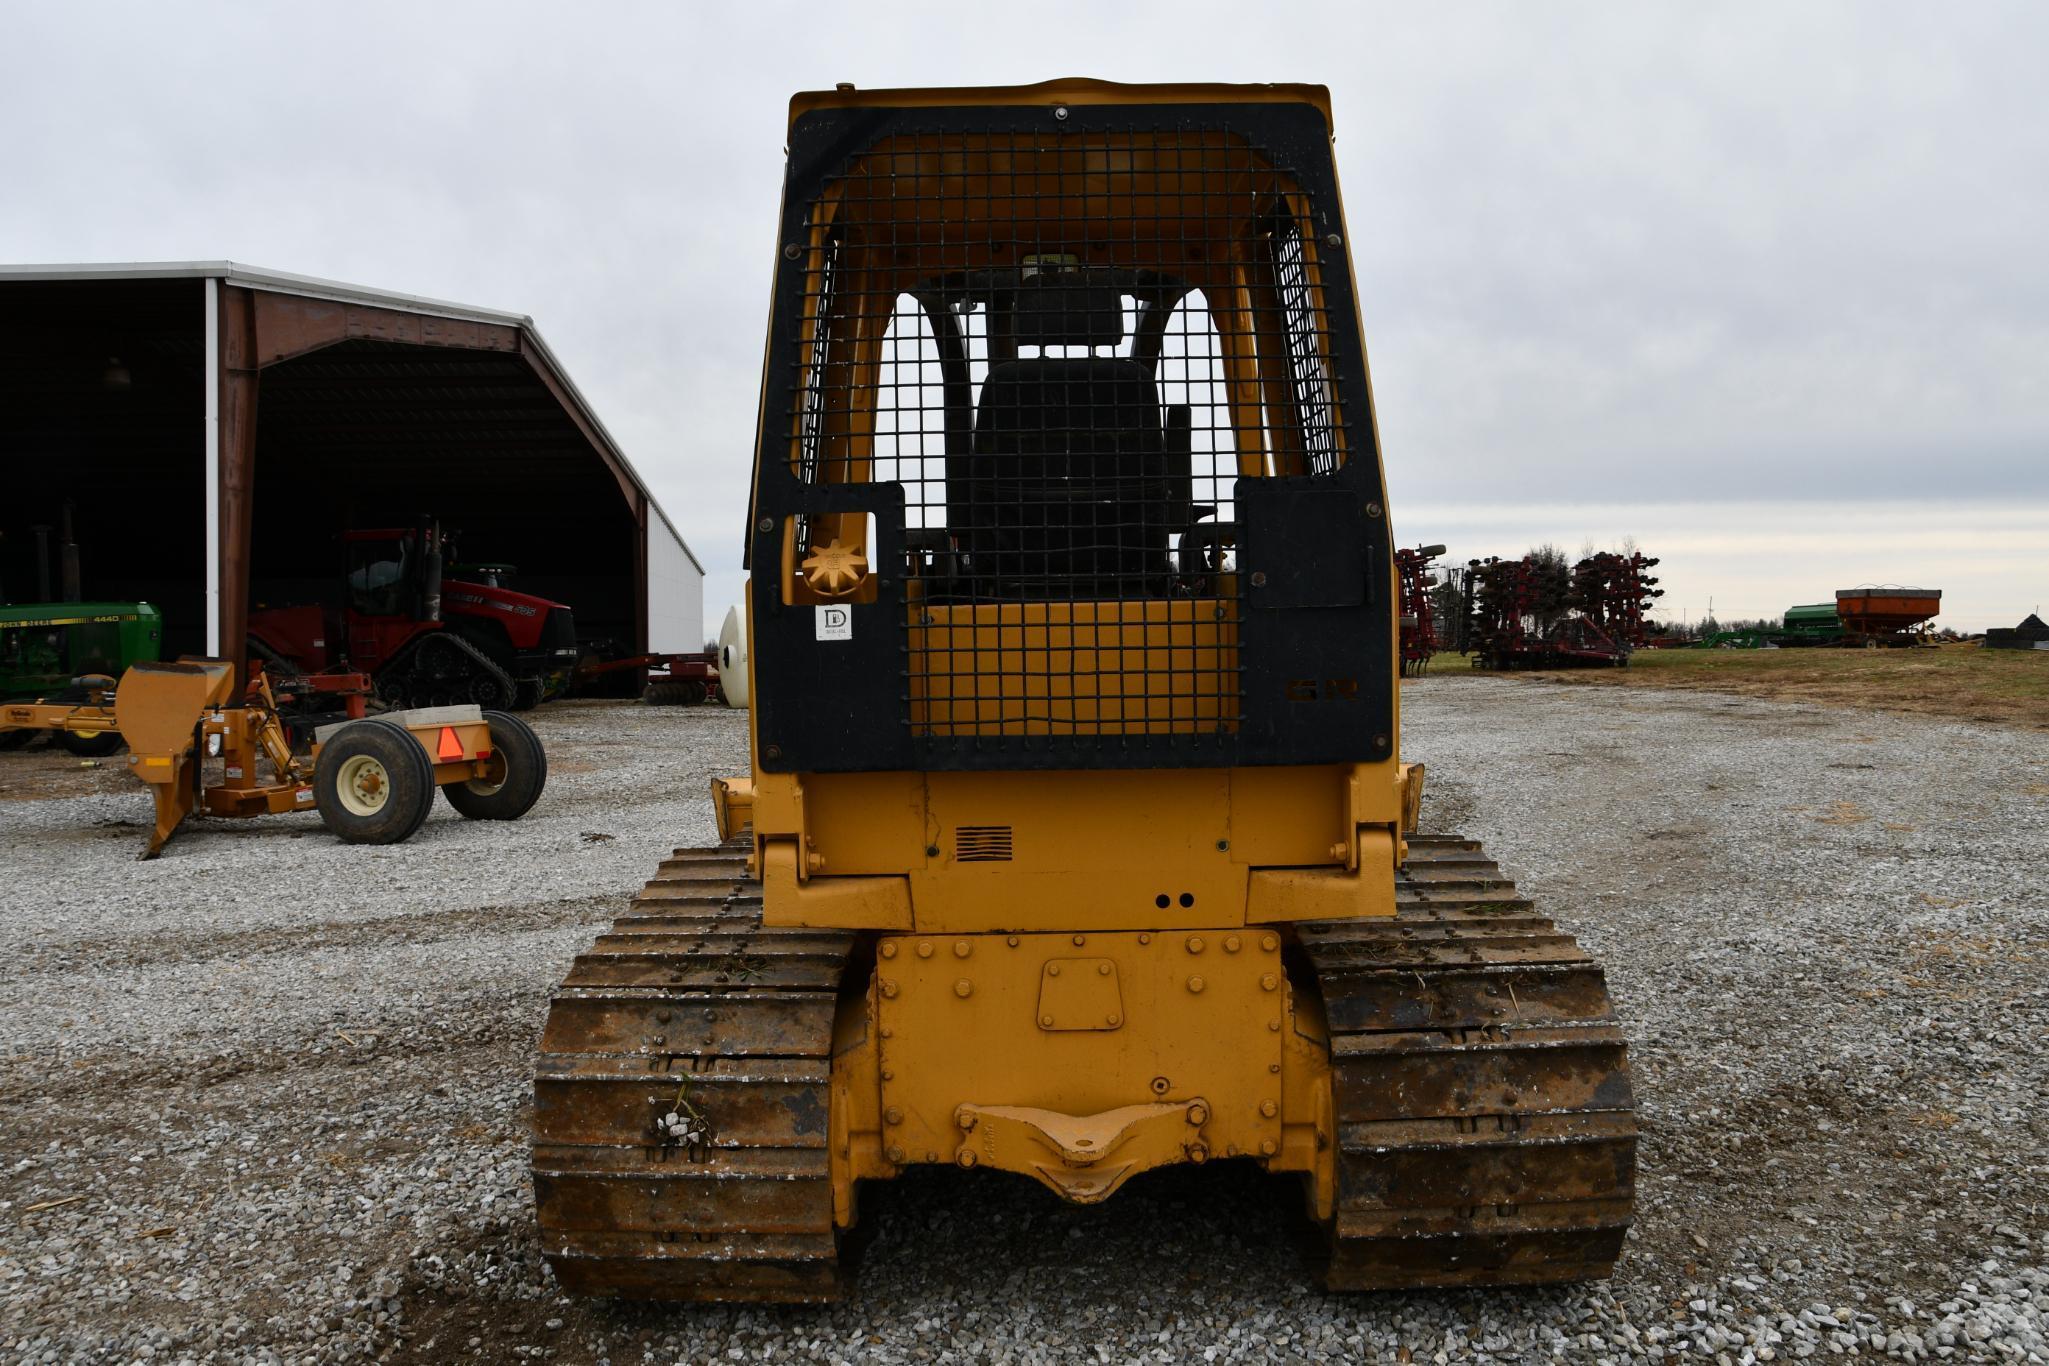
[58,729,124,757]
[443,710,547,821]
[315,719,436,845]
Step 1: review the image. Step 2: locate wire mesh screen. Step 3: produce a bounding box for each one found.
[783,128,1350,744]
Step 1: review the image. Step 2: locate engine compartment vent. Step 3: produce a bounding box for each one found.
[955,825,1014,862]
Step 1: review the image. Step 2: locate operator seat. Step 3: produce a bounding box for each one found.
[961,276,1192,598]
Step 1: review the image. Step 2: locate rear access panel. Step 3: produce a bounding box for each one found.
[873,930,1285,1195]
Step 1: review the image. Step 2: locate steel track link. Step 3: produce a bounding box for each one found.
[1299,832,1638,1289]
[531,840,859,1301]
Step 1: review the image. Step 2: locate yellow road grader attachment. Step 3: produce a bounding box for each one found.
[533,79,1636,1300]
[7,660,548,857]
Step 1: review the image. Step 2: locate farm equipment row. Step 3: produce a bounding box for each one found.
[1429,551,1665,669]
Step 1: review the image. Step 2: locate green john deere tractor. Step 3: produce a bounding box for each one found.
[0,601,163,754]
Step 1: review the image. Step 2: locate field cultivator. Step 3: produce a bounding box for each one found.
[1460,552,1663,669]
[1395,543,1446,675]
[573,650,724,705]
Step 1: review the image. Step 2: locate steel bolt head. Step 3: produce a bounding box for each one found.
[758,517,775,533]
[916,941,933,959]
[1224,935,1241,954]
[1185,1102,1208,1126]
[1006,935,1019,947]
[1185,936,1204,954]
[1188,1143,1209,1164]
[886,1144,906,1164]
[1325,232,1342,248]
[1105,1013,1119,1026]
[1260,1138,1278,1156]
[1071,933,1085,946]
[956,1106,976,1129]
[1261,934,1279,952]
[783,243,801,259]
[1260,1099,1278,1117]
[1261,973,1279,992]
[953,940,971,958]
[884,1106,903,1125]
[880,979,898,998]
[956,1148,977,1168]
[1040,1014,1055,1028]
[953,978,973,998]
[1150,1076,1170,1095]
[1096,961,1111,976]
[1053,105,1069,120]
[1137,933,1151,945]
[879,942,897,959]
[1046,963,1061,977]
[1187,975,1205,993]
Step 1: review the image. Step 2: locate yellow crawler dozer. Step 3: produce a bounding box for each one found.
[532,79,1636,1299]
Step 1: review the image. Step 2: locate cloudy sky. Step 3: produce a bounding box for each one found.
[4,1,2043,630]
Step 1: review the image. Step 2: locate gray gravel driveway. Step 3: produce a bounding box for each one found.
[1,682,2043,1363]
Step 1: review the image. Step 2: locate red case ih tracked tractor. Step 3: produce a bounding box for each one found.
[248,520,577,711]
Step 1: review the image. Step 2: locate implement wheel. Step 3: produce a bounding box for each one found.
[443,709,546,821]
[58,729,124,757]
[315,719,436,845]
[641,680,705,706]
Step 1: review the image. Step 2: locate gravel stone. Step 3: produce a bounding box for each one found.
[1,682,2043,1363]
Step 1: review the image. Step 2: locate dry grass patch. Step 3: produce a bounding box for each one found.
[1429,644,2049,729]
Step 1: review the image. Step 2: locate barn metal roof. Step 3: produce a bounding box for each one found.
[0,261,702,574]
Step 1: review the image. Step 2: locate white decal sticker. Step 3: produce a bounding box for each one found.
[224,766,243,779]
[815,605,853,642]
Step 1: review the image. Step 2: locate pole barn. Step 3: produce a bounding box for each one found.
[0,263,701,685]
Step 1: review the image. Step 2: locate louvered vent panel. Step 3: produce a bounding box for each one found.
[955,826,1014,863]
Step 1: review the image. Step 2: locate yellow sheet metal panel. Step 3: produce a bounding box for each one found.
[1245,831,1398,922]
[794,771,925,876]
[1227,765,1348,867]
[911,769,1241,932]
[872,929,1285,1180]
[760,839,914,931]
[112,660,233,760]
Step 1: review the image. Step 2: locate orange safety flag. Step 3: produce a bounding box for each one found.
[437,726,464,761]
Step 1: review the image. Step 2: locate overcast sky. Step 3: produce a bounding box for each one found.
[4,1,2044,630]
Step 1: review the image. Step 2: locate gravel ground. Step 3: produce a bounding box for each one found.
[2,682,2044,1364]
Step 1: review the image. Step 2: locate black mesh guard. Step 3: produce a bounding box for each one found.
[748,100,1393,773]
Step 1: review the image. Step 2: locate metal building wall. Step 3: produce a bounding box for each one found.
[646,509,704,652]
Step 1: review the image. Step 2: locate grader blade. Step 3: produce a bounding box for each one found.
[113,660,236,858]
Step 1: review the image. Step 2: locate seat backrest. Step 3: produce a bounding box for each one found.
[964,354,1169,595]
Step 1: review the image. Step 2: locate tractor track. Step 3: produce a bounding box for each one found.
[1301,833,1637,1288]
[530,840,857,1302]
[531,832,1635,1300]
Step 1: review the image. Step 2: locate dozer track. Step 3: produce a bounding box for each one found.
[531,839,859,1302]
[1300,833,1637,1289]
[532,833,1632,1299]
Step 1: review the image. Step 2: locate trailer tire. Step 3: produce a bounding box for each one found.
[315,719,436,845]
[443,710,546,821]
[58,728,124,757]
